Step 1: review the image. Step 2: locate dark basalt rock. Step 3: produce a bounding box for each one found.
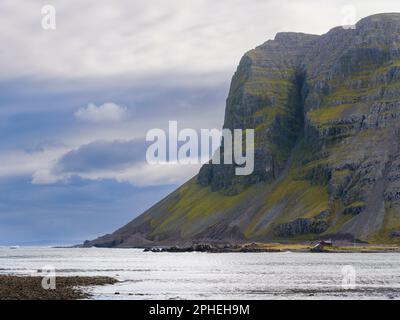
[304,165,332,185]
[390,230,400,238]
[342,205,366,216]
[315,210,331,219]
[144,243,281,253]
[196,33,314,194]
[274,218,329,237]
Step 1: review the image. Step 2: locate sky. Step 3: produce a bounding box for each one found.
[1,0,400,245]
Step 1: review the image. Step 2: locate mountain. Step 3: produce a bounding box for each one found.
[86,13,400,247]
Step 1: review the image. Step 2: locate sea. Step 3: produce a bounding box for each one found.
[1,247,400,299]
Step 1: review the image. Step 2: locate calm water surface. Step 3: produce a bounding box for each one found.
[1,247,399,299]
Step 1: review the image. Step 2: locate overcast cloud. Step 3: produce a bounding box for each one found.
[1,0,399,80]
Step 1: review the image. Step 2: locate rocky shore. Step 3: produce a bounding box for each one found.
[0,275,117,300]
[142,242,400,253]
[144,243,282,253]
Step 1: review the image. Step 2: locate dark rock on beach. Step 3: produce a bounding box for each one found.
[144,243,282,253]
[0,275,117,300]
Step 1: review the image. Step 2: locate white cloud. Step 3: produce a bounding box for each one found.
[31,169,61,185]
[0,143,200,187]
[74,103,127,123]
[72,162,201,187]
[0,147,69,183]
[52,138,202,186]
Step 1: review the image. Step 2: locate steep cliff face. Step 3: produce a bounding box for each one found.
[302,13,400,242]
[198,32,318,194]
[86,13,400,247]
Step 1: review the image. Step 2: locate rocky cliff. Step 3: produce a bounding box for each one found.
[86,13,400,247]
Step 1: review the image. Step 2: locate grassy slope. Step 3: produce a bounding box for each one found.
[141,137,331,242]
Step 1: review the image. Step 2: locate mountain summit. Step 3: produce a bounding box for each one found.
[86,13,400,247]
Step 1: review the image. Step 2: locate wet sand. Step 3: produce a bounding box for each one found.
[0,275,117,300]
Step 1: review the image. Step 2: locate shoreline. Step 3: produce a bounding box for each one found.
[140,242,400,253]
[7,243,400,253]
[0,275,117,300]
